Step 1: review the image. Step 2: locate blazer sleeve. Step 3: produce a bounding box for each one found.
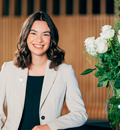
[0,62,7,130]
[47,65,88,130]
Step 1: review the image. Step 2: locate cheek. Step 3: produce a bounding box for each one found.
[45,38,51,45]
[27,35,34,44]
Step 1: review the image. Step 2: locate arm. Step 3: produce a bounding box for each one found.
[47,65,88,130]
[0,63,7,130]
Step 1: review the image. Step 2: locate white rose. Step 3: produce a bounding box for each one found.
[118,30,120,35]
[84,37,97,56]
[95,37,108,53]
[100,29,114,39]
[84,36,95,46]
[117,30,120,44]
[100,25,114,39]
[117,30,120,43]
[118,35,120,44]
[101,25,112,32]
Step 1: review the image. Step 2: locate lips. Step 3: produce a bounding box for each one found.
[33,44,44,48]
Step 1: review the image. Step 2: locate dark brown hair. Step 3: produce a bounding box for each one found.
[14,11,65,69]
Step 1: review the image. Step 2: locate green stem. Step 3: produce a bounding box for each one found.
[109,40,114,55]
[109,81,120,130]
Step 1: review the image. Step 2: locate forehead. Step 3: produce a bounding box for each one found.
[31,20,50,32]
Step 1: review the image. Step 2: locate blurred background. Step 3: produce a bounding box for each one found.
[0,0,116,120]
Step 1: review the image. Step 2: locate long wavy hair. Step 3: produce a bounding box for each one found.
[14,11,65,69]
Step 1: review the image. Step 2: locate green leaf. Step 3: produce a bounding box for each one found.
[95,65,103,71]
[114,80,120,89]
[118,61,120,66]
[98,75,108,82]
[94,71,102,78]
[81,68,96,75]
[97,81,103,87]
[103,80,108,87]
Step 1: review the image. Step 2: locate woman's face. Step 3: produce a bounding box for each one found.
[27,20,51,58]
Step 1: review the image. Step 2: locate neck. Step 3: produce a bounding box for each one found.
[30,54,48,68]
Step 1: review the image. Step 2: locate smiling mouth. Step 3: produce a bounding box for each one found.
[33,44,44,48]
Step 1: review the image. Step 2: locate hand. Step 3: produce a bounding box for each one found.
[32,124,51,130]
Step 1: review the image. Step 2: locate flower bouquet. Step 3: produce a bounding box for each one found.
[81,0,120,129]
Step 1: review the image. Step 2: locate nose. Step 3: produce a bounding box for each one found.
[36,34,43,43]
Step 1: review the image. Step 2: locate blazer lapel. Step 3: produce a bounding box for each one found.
[17,67,28,111]
[40,60,57,109]
[17,60,57,111]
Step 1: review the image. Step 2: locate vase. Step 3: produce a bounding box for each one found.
[106,81,120,130]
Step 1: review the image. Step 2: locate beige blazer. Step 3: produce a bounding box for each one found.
[0,60,88,130]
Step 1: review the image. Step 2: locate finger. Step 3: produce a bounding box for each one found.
[32,126,37,130]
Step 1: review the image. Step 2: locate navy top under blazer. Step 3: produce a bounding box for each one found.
[18,76,44,130]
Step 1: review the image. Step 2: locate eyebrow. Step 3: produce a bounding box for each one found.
[30,29,50,34]
[43,31,51,34]
[30,29,37,32]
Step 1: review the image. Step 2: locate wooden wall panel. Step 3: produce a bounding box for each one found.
[34,0,40,12]
[60,0,66,15]
[47,0,53,15]
[87,0,92,14]
[0,0,2,16]
[101,0,106,14]
[50,15,116,120]
[0,14,117,120]
[9,0,15,16]
[73,0,79,14]
[22,0,27,16]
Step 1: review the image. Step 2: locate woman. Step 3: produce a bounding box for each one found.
[0,12,88,130]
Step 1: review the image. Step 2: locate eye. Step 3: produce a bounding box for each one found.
[43,33,50,36]
[30,32,36,35]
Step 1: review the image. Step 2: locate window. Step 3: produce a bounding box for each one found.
[2,0,9,16]
[15,0,22,16]
[27,0,34,15]
[106,0,114,14]
[66,0,73,15]
[92,0,100,14]
[53,0,60,15]
[40,0,47,13]
[79,0,87,14]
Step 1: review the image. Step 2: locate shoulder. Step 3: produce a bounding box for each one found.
[58,62,71,69]
[57,62,73,73]
[5,61,14,66]
[1,61,15,69]
[1,61,21,72]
